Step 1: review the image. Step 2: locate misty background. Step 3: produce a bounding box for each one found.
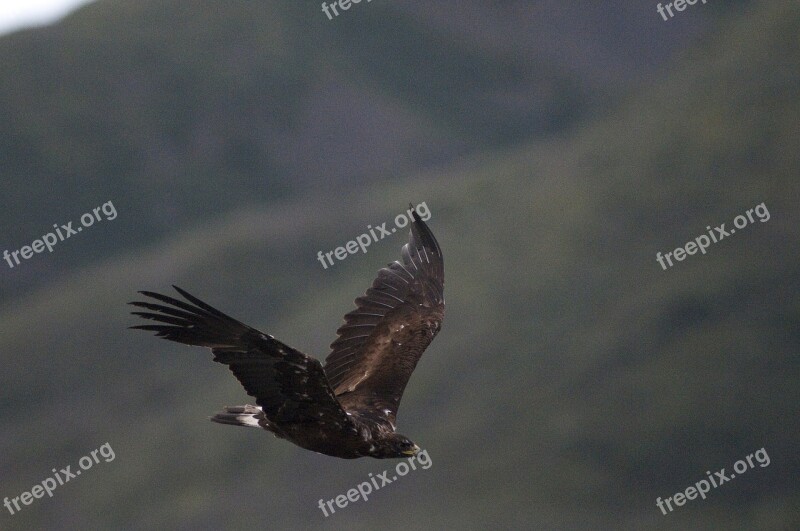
[0,0,797,529]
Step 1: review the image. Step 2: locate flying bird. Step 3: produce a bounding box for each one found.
[129,206,444,459]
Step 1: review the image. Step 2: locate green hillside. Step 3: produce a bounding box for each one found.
[0,0,797,530]
[0,0,593,303]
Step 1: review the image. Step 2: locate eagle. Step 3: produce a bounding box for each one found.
[129,206,444,459]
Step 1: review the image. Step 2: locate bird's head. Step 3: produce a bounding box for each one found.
[372,433,420,458]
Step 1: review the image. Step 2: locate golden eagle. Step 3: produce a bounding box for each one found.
[129,206,444,459]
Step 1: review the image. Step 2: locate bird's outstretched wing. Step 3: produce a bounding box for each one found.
[323,206,444,426]
[130,286,354,431]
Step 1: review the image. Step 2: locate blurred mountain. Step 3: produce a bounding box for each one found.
[1,0,797,530]
[0,0,722,302]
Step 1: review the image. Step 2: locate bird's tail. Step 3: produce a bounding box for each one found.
[210,405,267,429]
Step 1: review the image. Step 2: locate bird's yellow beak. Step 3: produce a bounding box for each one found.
[402,444,420,456]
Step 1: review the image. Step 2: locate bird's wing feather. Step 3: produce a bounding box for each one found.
[323,207,444,425]
[130,286,353,430]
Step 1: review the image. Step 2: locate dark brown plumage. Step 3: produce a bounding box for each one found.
[129,206,444,459]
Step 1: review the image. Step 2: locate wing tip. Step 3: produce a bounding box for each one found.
[407,204,442,261]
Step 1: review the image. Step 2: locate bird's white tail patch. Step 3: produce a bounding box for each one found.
[210,405,265,429]
[236,414,262,428]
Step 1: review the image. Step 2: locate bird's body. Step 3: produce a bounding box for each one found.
[212,405,396,459]
[130,206,444,459]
